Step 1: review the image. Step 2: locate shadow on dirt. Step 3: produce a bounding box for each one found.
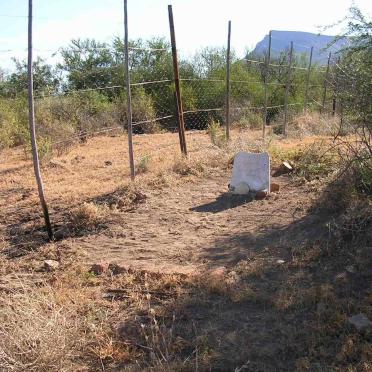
[1,185,147,258]
[113,204,371,371]
[2,204,110,258]
[200,211,330,269]
[190,193,254,213]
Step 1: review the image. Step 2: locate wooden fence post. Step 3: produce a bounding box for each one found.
[322,52,331,113]
[263,30,272,138]
[168,5,187,155]
[303,46,313,112]
[28,0,53,240]
[124,0,135,180]
[225,20,232,140]
[283,41,293,135]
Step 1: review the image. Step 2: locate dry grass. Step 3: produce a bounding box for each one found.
[286,111,345,138]
[1,121,371,371]
[0,282,83,371]
[1,234,371,371]
[70,202,109,229]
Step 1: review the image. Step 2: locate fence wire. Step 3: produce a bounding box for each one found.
[0,18,345,166]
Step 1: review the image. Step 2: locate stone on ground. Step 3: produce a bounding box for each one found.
[43,259,60,271]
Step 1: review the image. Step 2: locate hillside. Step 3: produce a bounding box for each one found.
[253,30,347,64]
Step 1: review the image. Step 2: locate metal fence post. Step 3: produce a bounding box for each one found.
[225,20,232,140]
[303,46,313,112]
[124,0,135,180]
[263,30,272,138]
[28,0,53,240]
[283,41,293,135]
[168,5,187,155]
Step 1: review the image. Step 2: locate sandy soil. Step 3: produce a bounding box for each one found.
[73,174,317,274]
[0,129,324,272]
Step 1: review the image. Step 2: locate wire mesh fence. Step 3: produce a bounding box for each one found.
[0,3,347,175]
[0,1,359,244]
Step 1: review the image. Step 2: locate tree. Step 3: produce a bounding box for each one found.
[59,39,115,91]
[332,6,372,194]
[335,7,372,132]
[2,58,59,97]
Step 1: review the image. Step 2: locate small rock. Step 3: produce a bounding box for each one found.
[108,263,127,275]
[229,182,250,195]
[43,259,60,271]
[255,190,268,200]
[104,161,113,166]
[89,264,105,275]
[273,161,293,176]
[270,182,280,193]
[348,313,372,331]
[283,161,293,171]
[276,259,285,264]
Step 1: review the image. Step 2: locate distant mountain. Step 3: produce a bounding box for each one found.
[253,30,347,64]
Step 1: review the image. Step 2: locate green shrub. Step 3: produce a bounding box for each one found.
[292,142,337,181]
[114,88,159,134]
[352,153,372,195]
[0,98,28,149]
[136,154,151,174]
[207,120,227,147]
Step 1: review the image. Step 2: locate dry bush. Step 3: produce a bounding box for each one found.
[70,202,109,229]
[292,141,338,181]
[95,182,147,211]
[286,111,346,138]
[0,284,82,371]
[172,156,205,176]
[269,140,337,181]
[114,89,160,134]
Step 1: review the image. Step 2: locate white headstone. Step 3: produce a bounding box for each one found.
[229,152,270,194]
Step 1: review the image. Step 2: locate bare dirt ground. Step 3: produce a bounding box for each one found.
[0,130,319,272]
[1,129,371,371]
[73,174,315,275]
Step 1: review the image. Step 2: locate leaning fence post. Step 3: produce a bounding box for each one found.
[303,46,313,112]
[28,0,53,240]
[283,41,293,135]
[263,30,272,138]
[321,52,331,113]
[168,5,187,155]
[124,0,135,180]
[225,20,232,141]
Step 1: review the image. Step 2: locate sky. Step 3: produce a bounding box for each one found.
[0,0,371,71]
